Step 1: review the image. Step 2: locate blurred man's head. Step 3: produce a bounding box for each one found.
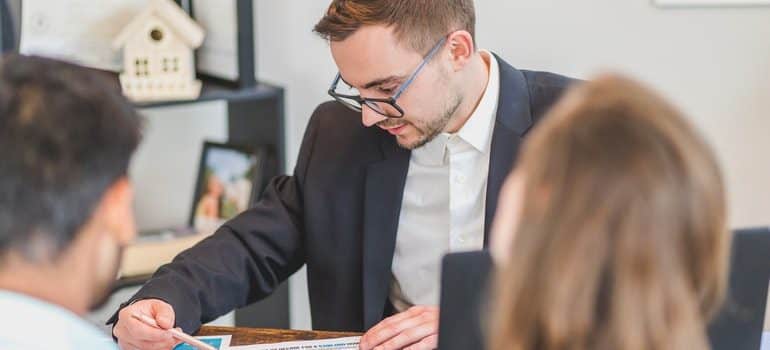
[0,54,142,314]
[315,0,487,150]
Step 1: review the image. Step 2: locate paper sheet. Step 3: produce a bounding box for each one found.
[174,335,232,350]
[19,0,148,71]
[230,336,361,350]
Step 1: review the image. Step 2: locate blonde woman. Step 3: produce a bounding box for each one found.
[489,75,730,350]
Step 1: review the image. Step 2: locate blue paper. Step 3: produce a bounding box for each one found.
[173,337,223,350]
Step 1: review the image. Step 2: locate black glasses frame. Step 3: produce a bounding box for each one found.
[327,36,448,118]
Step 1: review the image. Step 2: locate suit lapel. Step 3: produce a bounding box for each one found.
[362,133,410,329]
[484,56,535,246]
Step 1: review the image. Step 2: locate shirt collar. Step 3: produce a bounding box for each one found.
[411,50,500,166]
[455,50,500,154]
[0,290,115,349]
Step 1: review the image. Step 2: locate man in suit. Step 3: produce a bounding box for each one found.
[111,1,574,349]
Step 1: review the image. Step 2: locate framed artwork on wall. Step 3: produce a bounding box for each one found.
[184,0,256,88]
[0,0,18,52]
[654,0,770,6]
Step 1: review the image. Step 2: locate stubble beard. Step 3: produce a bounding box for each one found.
[391,92,463,150]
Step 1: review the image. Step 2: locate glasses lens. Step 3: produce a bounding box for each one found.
[333,95,362,112]
[331,81,363,111]
[364,100,403,118]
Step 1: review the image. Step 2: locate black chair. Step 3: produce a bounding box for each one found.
[709,227,770,350]
[437,227,770,350]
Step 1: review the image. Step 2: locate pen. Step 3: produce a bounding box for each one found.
[131,312,216,350]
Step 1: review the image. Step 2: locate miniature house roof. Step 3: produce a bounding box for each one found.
[113,0,205,50]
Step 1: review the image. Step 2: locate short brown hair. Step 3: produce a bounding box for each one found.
[0,54,142,260]
[490,75,730,350]
[313,0,475,53]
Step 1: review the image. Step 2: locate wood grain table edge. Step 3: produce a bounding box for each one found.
[197,326,362,346]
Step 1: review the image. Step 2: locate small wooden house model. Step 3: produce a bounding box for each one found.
[113,0,205,102]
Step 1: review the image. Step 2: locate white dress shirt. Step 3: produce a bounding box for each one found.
[0,290,117,350]
[390,50,500,311]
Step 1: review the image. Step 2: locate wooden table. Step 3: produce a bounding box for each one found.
[197,326,361,346]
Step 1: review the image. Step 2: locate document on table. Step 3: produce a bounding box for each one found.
[231,336,360,350]
[173,335,232,350]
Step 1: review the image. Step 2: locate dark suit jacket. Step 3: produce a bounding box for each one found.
[109,56,574,333]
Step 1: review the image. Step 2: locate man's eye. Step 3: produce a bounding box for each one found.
[379,86,397,94]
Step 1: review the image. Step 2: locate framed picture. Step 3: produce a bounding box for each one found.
[654,0,770,6]
[182,0,256,88]
[0,0,19,52]
[189,141,268,232]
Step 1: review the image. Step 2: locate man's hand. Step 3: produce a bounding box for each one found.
[113,299,182,350]
[359,306,439,350]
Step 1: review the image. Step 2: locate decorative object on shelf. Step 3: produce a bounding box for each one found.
[653,0,770,6]
[113,0,205,102]
[190,141,268,232]
[186,0,256,88]
[0,0,15,52]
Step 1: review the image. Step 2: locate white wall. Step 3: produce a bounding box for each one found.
[130,102,228,230]
[254,1,770,329]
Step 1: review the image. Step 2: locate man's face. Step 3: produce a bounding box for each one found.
[330,26,463,150]
[88,180,137,310]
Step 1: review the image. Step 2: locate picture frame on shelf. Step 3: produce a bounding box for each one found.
[182,0,256,88]
[0,0,19,52]
[653,0,770,6]
[189,141,269,232]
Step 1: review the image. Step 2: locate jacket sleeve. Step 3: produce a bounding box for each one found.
[107,106,323,333]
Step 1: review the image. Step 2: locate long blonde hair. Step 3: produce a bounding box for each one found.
[490,75,730,350]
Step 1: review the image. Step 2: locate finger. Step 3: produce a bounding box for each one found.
[119,337,179,350]
[150,301,176,330]
[363,312,435,348]
[122,316,176,342]
[116,304,174,343]
[361,306,435,348]
[364,306,428,339]
[376,316,439,350]
[404,334,438,350]
[362,308,438,349]
[116,340,138,350]
[373,306,435,331]
[120,336,178,350]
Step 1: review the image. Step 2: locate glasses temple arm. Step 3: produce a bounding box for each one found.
[393,37,447,100]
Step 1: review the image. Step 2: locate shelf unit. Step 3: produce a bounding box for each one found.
[127,76,291,330]
[1,0,291,331]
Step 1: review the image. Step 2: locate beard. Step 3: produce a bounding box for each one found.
[88,245,123,312]
[380,91,463,150]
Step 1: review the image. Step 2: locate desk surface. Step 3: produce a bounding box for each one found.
[197,326,361,346]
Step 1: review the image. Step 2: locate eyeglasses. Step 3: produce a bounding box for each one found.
[327,36,448,118]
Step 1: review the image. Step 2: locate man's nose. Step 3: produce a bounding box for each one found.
[361,106,387,127]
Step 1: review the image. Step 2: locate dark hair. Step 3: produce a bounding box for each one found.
[0,54,142,261]
[314,0,475,53]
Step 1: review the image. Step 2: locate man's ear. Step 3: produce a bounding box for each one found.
[446,30,475,72]
[96,177,136,246]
